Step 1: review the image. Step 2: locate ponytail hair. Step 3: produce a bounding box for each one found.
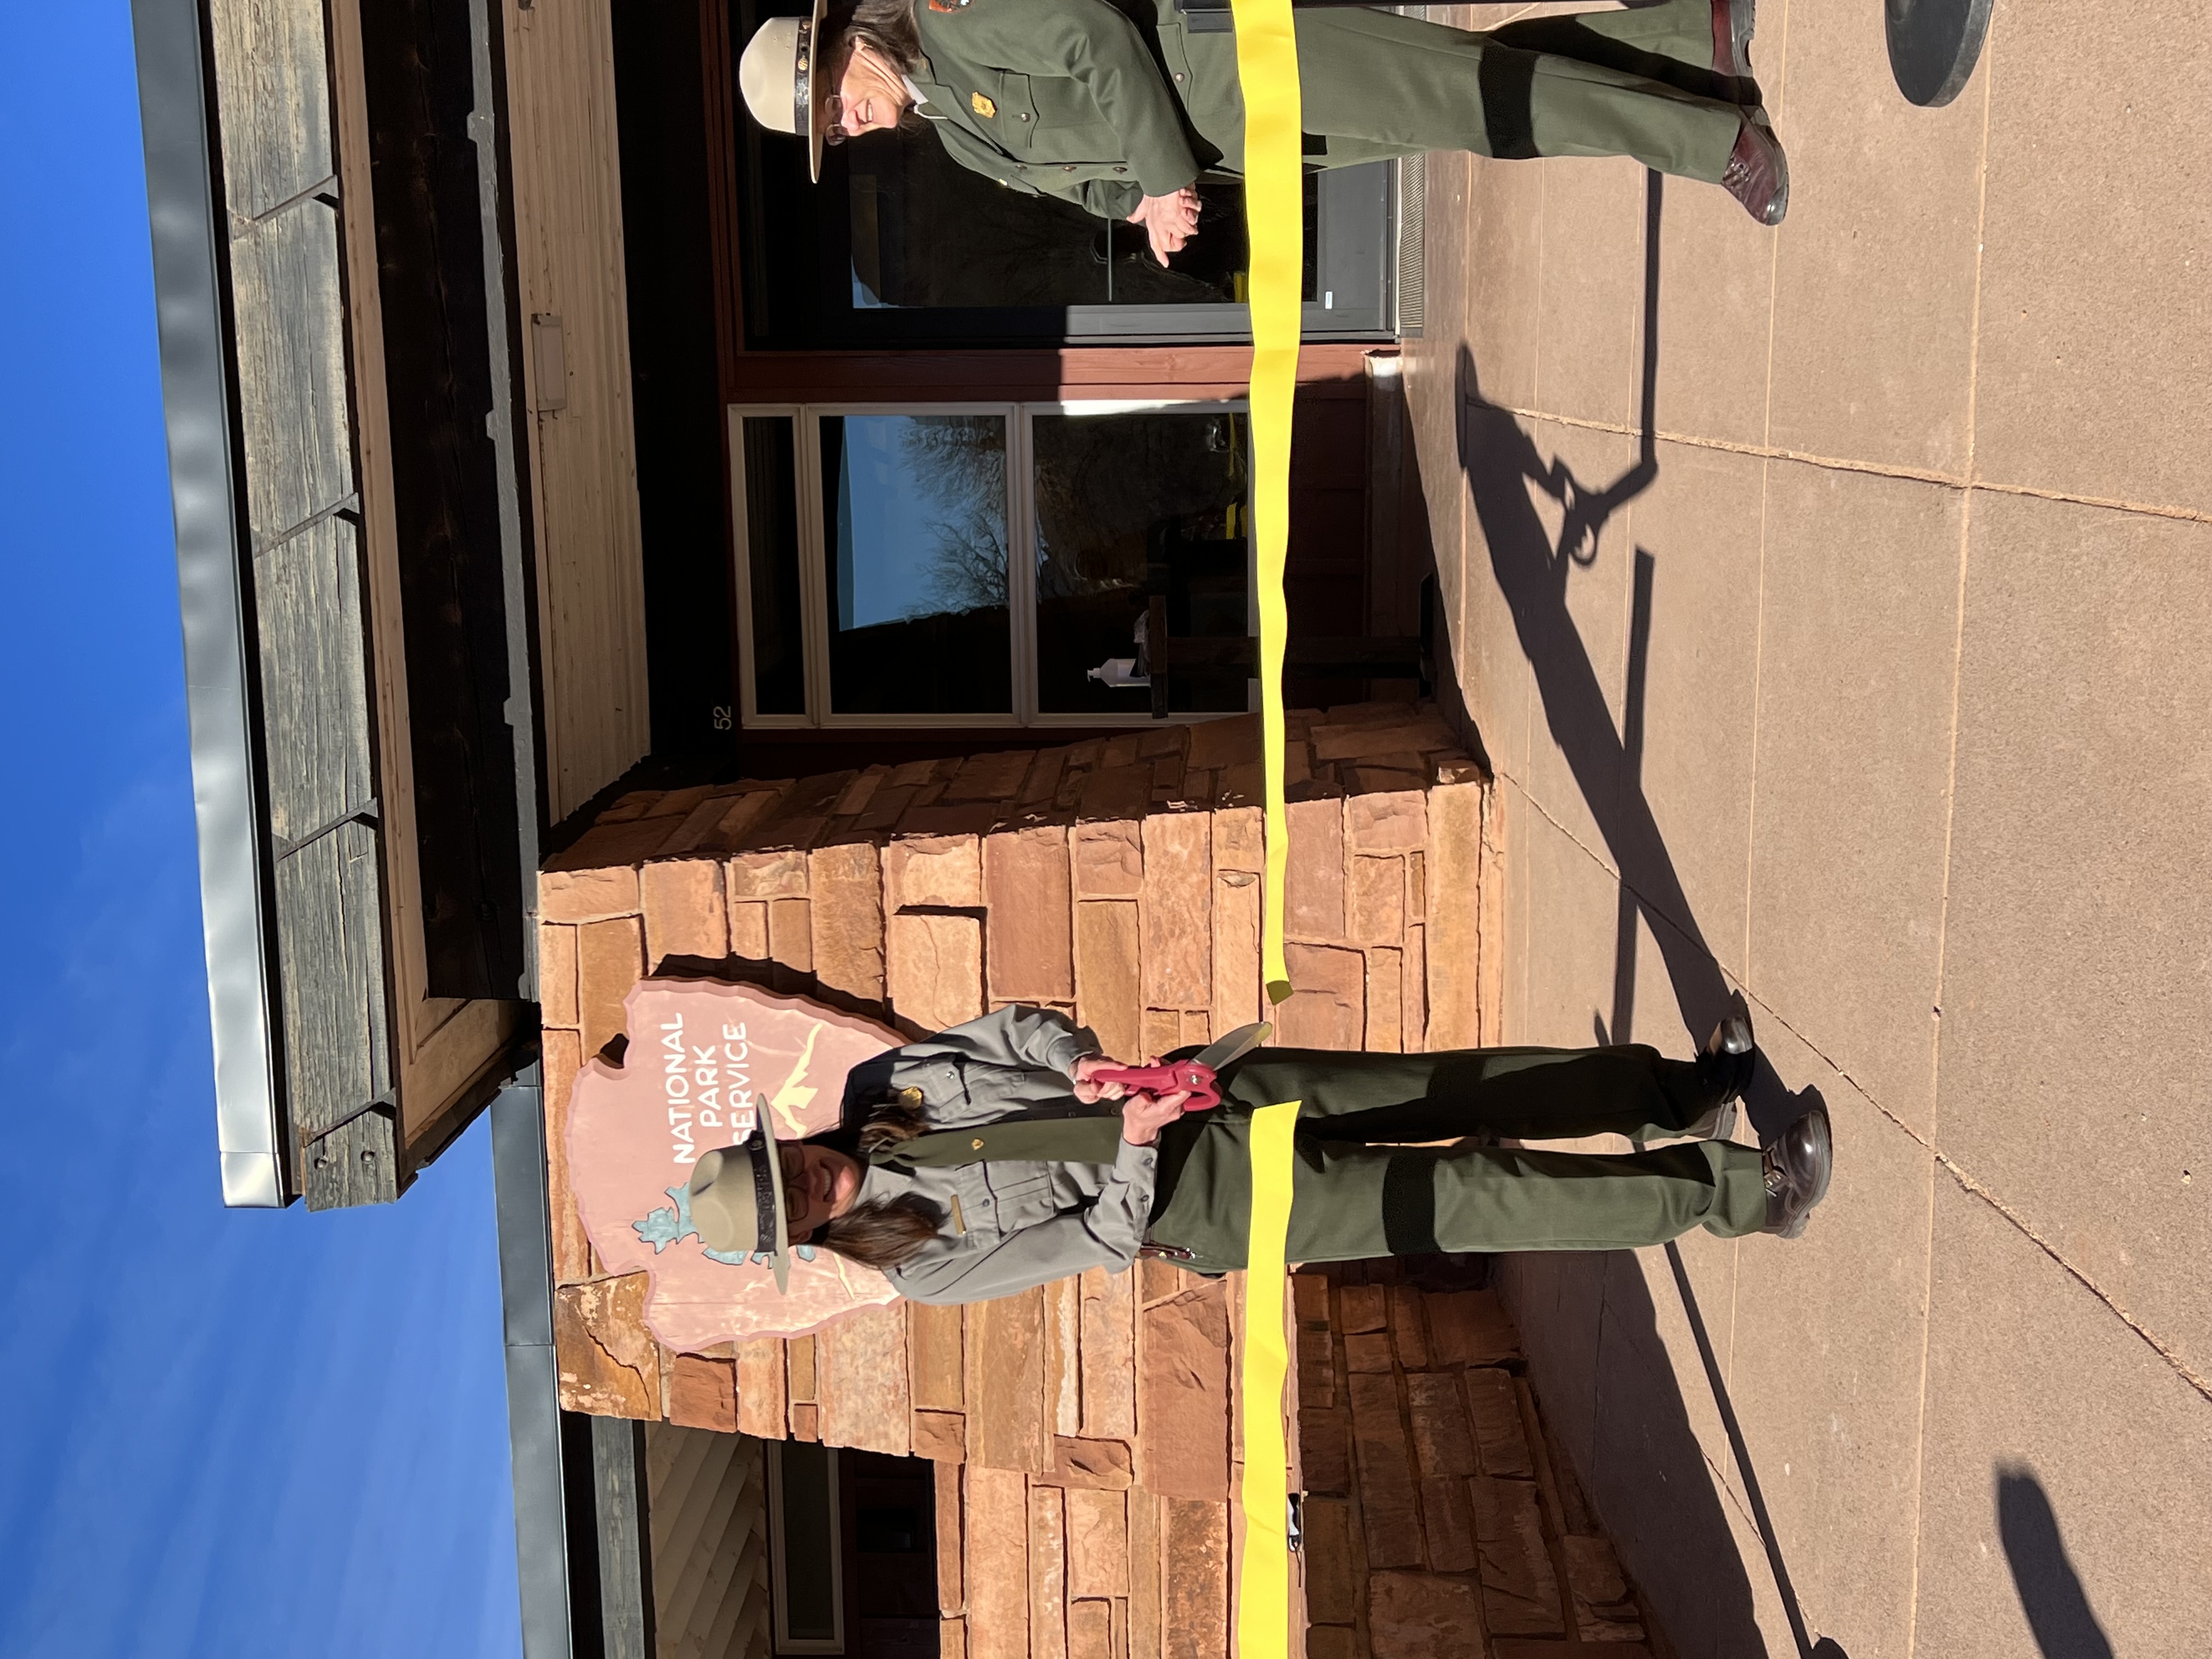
[817,1193,943,1270]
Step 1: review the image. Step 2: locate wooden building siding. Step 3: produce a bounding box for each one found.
[646,1424,772,1659]
[205,0,398,1202]
[540,706,1510,1656]
[503,0,654,821]
[351,0,545,1006]
[181,0,535,1202]
[329,0,531,1149]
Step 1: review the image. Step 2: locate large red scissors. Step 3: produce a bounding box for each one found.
[1089,1022,1271,1113]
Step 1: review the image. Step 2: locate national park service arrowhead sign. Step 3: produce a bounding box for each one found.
[566,978,905,1349]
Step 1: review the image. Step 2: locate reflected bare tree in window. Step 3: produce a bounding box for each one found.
[898,415,1009,615]
[921,520,1009,616]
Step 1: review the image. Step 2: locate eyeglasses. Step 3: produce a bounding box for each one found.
[823,41,887,145]
[778,1144,811,1223]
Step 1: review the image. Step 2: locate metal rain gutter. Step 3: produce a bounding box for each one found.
[473,0,565,1641]
[493,1069,580,1659]
[131,0,287,1207]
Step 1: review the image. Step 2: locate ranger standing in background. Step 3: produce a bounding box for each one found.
[737,0,1790,252]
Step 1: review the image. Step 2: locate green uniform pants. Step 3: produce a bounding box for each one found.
[1146,1044,1769,1271]
[1187,0,1748,185]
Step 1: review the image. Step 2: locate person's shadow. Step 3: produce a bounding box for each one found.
[1452,236,1808,1140]
[1438,170,1842,1657]
[1997,1466,2114,1659]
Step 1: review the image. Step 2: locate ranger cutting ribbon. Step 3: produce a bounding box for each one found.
[682,1004,1836,1304]
[736,0,1792,241]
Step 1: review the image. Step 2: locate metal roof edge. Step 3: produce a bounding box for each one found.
[492,1070,580,1659]
[477,0,571,1628]
[131,0,289,1208]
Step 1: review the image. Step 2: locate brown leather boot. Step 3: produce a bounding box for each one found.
[1687,1014,1756,1139]
[1712,0,1757,87]
[1761,1105,1833,1238]
[1723,110,1789,225]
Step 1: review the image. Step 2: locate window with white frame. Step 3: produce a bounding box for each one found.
[730,402,1255,727]
[767,1440,844,1653]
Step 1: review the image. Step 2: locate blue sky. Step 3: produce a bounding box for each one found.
[0,7,522,1656]
[834,414,1006,629]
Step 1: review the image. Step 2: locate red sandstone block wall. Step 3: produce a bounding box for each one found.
[537,705,1508,1658]
[1295,1268,1658,1659]
[929,1261,1247,1659]
[539,702,1497,1302]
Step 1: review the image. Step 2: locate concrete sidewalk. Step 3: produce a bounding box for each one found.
[1400,3,2212,1655]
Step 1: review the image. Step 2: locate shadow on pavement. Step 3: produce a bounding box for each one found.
[1449,176,1805,1137]
[1996,1466,2113,1659]
[1430,168,1840,1656]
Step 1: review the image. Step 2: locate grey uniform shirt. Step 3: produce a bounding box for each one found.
[842,1005,1159,1305]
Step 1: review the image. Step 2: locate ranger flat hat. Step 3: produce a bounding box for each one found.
[738,0,833,183]
[689,1118,794,1292]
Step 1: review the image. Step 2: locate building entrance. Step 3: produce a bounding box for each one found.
[729,0,1400,346]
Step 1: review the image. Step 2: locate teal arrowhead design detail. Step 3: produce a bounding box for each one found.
[633,1186,694,1251]
[634,1182,752,1266]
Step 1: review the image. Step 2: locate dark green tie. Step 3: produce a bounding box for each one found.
[879,1115,1128,1168]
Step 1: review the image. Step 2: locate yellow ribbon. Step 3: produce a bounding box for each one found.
[1236,1101,1301,1659]
[1229,0,1302,1007]
[1227,0,1304,1639]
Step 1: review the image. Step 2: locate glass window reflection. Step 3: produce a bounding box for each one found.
[843,129,1300,312]
[820,414,1012,715]
[740,416,806,716]
[1032,410,1250,715]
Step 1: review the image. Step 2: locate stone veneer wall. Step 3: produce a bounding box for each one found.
[537,703,1519,1659]
[1295,1262,1662,1659]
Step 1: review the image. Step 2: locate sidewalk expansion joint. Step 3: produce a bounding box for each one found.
[1927,1150,2212,1407]
[1738,990,2212,1411]
[1487,405,2212,527]
[1491,776,2212,1408]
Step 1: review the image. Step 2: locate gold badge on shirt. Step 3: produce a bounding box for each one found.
[970,91,996,117]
